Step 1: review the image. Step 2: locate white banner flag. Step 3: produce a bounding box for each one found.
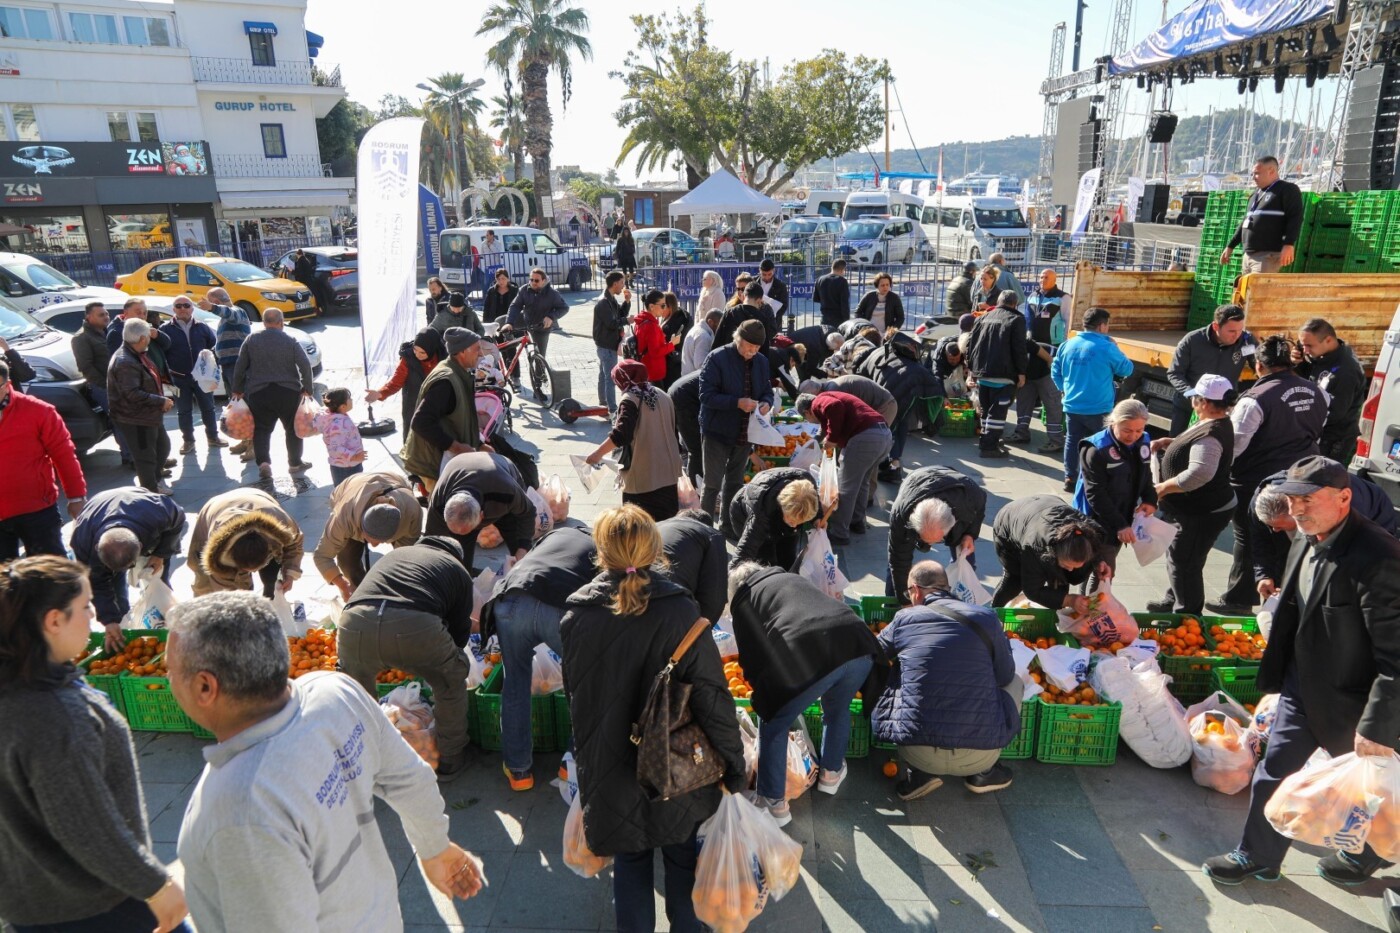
[985,177,1000,197]
[1070,167,1102,239]
[356,117,424,388]
[1125,176,1145,223]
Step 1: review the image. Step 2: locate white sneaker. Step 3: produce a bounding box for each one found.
[817,764,848,796]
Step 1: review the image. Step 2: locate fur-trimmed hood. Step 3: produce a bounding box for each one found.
[202,509,299,578]
[187,490,304,595]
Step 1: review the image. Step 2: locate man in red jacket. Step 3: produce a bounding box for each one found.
[0,358,87,559]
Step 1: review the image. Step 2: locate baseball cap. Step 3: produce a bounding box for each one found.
[1275,456,1350,496]
[1183,374,1235,401]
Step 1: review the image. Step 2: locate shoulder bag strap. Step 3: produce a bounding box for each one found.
[664,617,713,673]
[930,601,1000,664]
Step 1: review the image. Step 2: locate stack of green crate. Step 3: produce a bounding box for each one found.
[1374,192,1400,272]
[1192,192,1248,328]
[1301,192,1355,273]
[1344,190,1396,273]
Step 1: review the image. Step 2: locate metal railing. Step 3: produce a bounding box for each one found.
[191,57,342,87]
[30,235,351,286]
[212,153,326,178]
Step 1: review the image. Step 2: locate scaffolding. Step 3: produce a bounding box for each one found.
[1033,22,1067,227]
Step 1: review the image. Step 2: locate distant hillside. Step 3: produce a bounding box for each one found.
[831,108,1310,180]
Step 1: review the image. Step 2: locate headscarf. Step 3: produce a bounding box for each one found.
[413,327,445,360]
[611,359,659,409]
[699,270,723,303]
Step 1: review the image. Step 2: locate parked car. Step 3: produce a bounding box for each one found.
[1353,302,1400,509]
[0,251,128,314]
[437,224,592,293]
[31,296,322,396]
[116,256,318,321]
[0,294,109,452]
[836,216,923,266]
[269,246,359,312]
[764,216,843,263]
[599,227,705,272]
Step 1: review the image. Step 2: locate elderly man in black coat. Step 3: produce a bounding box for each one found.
[425,451,537,569]
[886,466,987,603]
[1205,456,1400,887]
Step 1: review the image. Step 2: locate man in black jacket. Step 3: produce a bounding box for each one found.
[886,466,986,602]
[711,281,777,351]
[658,510,728,622]
[814,259,851,328]
[592,271,630,411]
[159,296,224,455]
[698,320,774,537]
[756,258,789,333]
[505,267,568,358]
[425,451,536,570]
[966,291,1028,458]
[1297,318,1368,463]
[338,536,475,780]
[668,369,704,483]
[479,525,597,790]
[1205,457,1400,887]
[1166,304,1256,436]
[1221,156,1304,275]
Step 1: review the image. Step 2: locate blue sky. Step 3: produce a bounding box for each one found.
[309,0,1342,183]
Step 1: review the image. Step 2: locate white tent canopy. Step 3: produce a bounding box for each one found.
[666,168,782,219]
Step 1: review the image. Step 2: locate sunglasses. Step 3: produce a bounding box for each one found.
[530,277,544,283]
[174,303,192,308]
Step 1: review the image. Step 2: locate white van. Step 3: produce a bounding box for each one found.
[804,189,848,219]
[437,225,592,293]
[920,196,1031,264]
[1352,304,1400,507]
[0,251,128,313]
[842,189,924,223]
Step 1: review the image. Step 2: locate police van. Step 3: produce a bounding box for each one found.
[436,224,592,293]
[919,195,1031,264]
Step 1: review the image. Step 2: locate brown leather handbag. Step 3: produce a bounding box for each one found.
[631,617,726,800]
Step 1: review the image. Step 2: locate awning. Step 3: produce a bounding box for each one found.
[219,189,350,210]
[243,21,278,36]
[306,29,324,58]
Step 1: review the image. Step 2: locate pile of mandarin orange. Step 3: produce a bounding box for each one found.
[1209,625,1266,660]
[289,627,338,678]
[88,636,165,676]
[723,660,752,700]
[376,668,414,684]
[1137,617,1211,657]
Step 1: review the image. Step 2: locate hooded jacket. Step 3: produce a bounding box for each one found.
[886,467,987,602]
[345,536,475,646]
[312,472,422,582]
[991,495,1103,609]
[189,489,304,595]
[728,566,881,721]
[0,390,86,523]
[561,574,745,856]
[729,468,817,571]
[856,332,941,420]
[69,489,186,624]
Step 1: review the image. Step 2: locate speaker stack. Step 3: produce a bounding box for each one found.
[1342,63,1400,191]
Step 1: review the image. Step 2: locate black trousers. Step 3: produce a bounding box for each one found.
[0,504,65,561]
[249,384,304,468]
[118,421,171,492]
[1222,486,1259,606]
[623,484,679,523]
[1162,504,1234,614]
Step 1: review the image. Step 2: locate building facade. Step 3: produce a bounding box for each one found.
[0,0,348,263]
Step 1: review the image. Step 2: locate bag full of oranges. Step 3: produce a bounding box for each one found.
[381,681,439,771]
[693,793,802,933]
[562,793,611,879]
[1266,751,1400,857]
[1189,709,1256,795]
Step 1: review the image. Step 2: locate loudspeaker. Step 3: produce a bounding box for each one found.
[1078,118,1103,176]
[1342,63,1400,191]
[1137,183,1171,224]
[1148,112,1179,144]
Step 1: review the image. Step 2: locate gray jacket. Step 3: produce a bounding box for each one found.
[231,327,314,397]
[1166,324,1256,397]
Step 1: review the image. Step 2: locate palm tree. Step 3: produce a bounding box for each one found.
[489,94,526,183]
[420,72,487,198]
[477,0,591,226]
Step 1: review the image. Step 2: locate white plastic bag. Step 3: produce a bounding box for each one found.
[945,554,992,606]
[122,570,176,630]
[1115,638,1160,667]
[526,486,553,539]
[1248,693,1280,758]
[531,644,564,695]
[1036,644,1091,692]
[1089,656,1192,768]
[1190,709,1258,795]
[789,438,821,473]
[293,395,323,438]
[1130,512,1179,566]
[570,454,603,493]
[737,709,760,788]
[713,616,739,661]
[552,750,579,805]
[563,792,612,878]
[470,567,498,623]
[270,589,306,636]
[693,793,803,932]
[746,406,784,447]
[463,634,488,690]
[798,527,849,599]
[1008,638,1044,701]
[1185,690,1253,728]
[1257,593,1281,640]
[816,451,840,513]
[193,348,221,394]
[381,681,439,769]
[542,474,571,523]
[678,474,701,511]
[784,721,819,800]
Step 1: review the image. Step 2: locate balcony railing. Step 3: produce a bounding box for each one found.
[212,153,330,178]
[191,57,342,87]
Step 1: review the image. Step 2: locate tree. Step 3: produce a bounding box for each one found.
[567,176,622,213]
[477,0,592,225]
[420,72,488,196]
[315,99,374,177]
[613,6,888,194]
[489,94,526,182]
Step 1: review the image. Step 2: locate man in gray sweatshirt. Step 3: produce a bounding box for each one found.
[230,307,315,477]
[168,593,485,931]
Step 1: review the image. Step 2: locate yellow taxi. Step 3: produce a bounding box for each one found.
[115,255,319,320]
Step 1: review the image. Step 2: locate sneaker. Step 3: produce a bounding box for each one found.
[1037,440,1063,455]
[1062,476,1075,492]
[1206,599,1254,616]
[179,440,196,455]
[207,436,229,448]
[757,795,792,827]
[1202,850,1280,885]
[978,447,1010,459]
[1007,433,1031,444]
[437,753,468,784]
[1318,850,1386,886]
[817,765,848,796]
[229,440,250,455]
[895,768,943,801]
[1145,598,1175,613]
[288,461,313,474]
[964,763,1013,794]
[503,763,534,791]
[258,463,272,479]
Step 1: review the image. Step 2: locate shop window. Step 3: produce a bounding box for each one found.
[249,31,275,66]
[0,213,86,252]
[261,124,287,159]
[0,6,54,40]
[69,12,120,44]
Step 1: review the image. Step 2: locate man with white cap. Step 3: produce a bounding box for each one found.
[312,471,423,600]
[402,327,486,493]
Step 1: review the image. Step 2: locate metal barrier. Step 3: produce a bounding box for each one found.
[30,235,352,286]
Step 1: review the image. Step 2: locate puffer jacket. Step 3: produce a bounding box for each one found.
[1073,427,1157,535]
[966,306,1028,381]
[728,566,881,721]
[106,345,166,427]
[856,332,941,422]
[730,468,817,570]
[886,467,987,602]
[561,574,745,856]
[188,489,304,595]
[873,592,1019,749]
[991,495,1103,609]
[931,335,966,382]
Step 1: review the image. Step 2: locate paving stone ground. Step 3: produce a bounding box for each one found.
[70,285,1395,931]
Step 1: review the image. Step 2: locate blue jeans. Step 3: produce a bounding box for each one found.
[172,373,217,442]
[496,591,566,772]
[1063,412,1105,483]
[330,463,364,487]
[756,655,873,799]
[11,898,193,933]
[612,824,703,933]
[596,346,618,409]
[89,385,130,458]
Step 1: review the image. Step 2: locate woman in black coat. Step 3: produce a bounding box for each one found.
[853,272,905,332]
[560,506,745,933]
[991,495,1108,613]
[729,467,820,570]
[481,269,518,324]
[658,292,691,390]
[614,227,638,284]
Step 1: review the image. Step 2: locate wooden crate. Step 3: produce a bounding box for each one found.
[1068,262,1193,332]
[1241,273,1399,368]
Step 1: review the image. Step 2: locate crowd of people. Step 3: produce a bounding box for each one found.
[1,241,1399,932]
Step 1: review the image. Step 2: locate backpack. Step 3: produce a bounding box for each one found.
[621,324,641,361]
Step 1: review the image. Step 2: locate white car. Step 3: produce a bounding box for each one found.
[0,251,129,314]
[1354,302,1400,508]
[835,216,923,266]
[31,296,323,396]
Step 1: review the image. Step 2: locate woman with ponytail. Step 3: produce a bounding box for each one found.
[990,495,1109,613]
[559,506,745,933]
[0,556,189,932]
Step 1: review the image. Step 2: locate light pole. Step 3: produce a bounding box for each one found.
[417,79,484,221]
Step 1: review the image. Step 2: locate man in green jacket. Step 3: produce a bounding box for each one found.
[402,327,486,492]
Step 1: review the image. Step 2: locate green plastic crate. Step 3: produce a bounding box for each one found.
[120,668,193,734]
[554,691,573,749]
[471,665,562,752]
[855,595,900,628]
[936,399,976,437]
[375,676,434,700]
[801,699,870,759]
[1000,697,1039,760]
[997,607,1062,644]
[1212,666,1264,709]
[1130,613,1229,704]
[1201,616,1264,668]
[1035,700,1121,766]
[80,630,168,718]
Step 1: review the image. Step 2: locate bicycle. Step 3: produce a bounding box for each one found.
[490,323,553,408]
